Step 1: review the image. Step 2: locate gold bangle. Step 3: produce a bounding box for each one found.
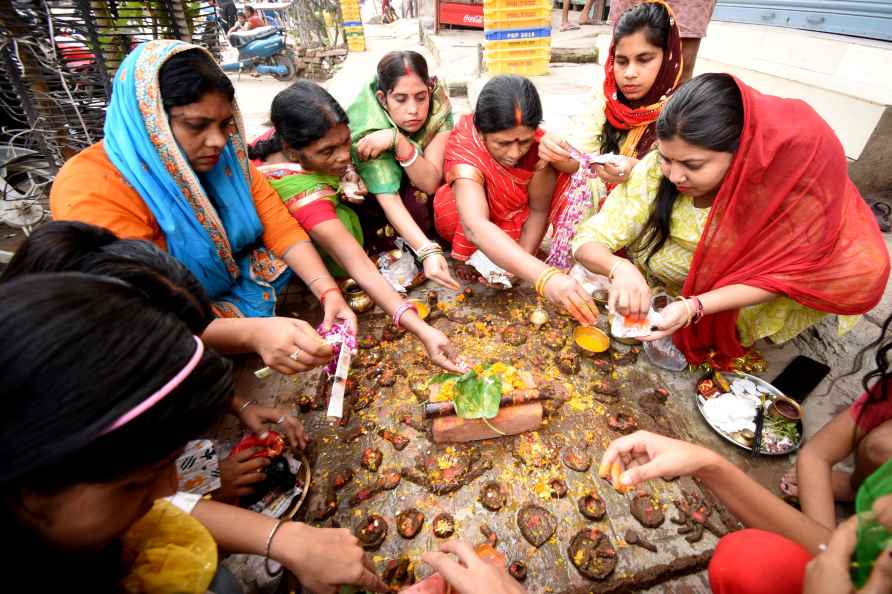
[536,267,560,297]
[676,296,693,327]
[608,259,628,282]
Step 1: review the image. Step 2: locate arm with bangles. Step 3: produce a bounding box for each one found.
[307,219,465,373]
[191,499,387,594]
[600,431,832,555]
[397,130,450,195]
[574,242,776,328]
[453,178,596,325]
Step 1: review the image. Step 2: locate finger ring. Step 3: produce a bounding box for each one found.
[289,348,301,361]
[618,168,625,177]
[818,543,828,552]
[276,416,286,424]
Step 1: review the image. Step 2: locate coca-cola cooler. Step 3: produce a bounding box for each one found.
[435,0,484,31]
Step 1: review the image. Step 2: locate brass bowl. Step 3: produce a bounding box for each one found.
[339,278,375,313]
[767,395,802,422]
[573,326,610,353]
[407,298,430,320]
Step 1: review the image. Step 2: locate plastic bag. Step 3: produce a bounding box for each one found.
[644,336,688,371]
[377,238,419,293]
[467,250,512,288]
[121,499,217,594]
[568,263,610,297]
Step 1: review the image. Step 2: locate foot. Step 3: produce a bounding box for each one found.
[560,22,580,31]
[578,18,594,25]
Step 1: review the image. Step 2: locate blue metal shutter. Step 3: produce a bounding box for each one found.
[713,0,892,41]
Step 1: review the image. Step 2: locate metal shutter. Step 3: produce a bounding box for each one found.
[714,0,892,41]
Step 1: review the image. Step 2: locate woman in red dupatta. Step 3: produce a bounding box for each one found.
[574,73,889,368]
[541,1,683,267]
[433,75,598,326]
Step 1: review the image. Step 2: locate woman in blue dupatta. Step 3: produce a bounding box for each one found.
[51,40,354,375]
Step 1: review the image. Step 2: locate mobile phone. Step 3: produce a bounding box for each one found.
[771,355,831,404]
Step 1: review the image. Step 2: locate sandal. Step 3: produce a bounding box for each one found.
[868,199,891,233]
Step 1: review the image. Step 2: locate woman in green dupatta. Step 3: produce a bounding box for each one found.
[250,81,466,373]
[347,51,460,291]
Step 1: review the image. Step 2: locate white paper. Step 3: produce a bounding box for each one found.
[467,250,512,288]
[609,307,662,338]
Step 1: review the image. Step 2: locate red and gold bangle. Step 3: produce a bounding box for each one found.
[393,301,418,328]
[319,287,340,305]
[690,295,705,324]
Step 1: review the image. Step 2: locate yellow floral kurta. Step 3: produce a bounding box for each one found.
[571,151,859,346]
[563,88,618,214]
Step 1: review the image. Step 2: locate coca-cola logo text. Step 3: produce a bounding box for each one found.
[463,14,483,24]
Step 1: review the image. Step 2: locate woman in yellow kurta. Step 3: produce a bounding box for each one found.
[572,73,888,366]
[540,1,683,211]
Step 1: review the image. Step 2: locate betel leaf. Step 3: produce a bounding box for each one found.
[453,371,502,420]
[429,372,460,385]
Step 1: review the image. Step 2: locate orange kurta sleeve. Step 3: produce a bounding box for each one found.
[247,161,308,258]
[50,142,168,250]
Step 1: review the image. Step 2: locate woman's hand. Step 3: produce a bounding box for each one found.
[214,447,270,501]
[803,512,892,593]
[640,299,688,342]
[418,326,468,373]
[542,272,599,326]
[423,253,461,290]
[422,540,526,594]
[271,523,388,594]
[599,430,722,488]
[249,317,333,374]
[321,292,358,334]
[594,156,638,186]
[236,401,308,450]
[608,260,651,319]
[355,129,395,161]
[538,133,574,166]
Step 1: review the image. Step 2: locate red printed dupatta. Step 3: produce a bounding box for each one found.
[603,0,683,159]
[674,78,890,366]
[437,114,544,261]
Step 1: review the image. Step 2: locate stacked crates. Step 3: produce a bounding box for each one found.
[341,0,366,52]
[484,0,551,76]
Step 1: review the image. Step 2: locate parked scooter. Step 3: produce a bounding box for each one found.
[221,25,296,80]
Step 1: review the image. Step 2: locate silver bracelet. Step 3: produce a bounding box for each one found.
[398,144,419,168]
[238,399,257,413]
[264,518,288,576]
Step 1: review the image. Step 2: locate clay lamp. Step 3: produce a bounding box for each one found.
[573,326,610,353]
[767,395,802,422]
[407,298,430,320]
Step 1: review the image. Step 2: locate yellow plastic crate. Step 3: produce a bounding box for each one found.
[342,11,360,19]
[483,5,550,21]
[485,37,550,51]
[484,0,550,10]
[486,55,549,76]
[344,25,364,35]
[485,47,550,63]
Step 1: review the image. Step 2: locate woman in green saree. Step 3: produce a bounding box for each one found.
[250,81,465,373]
[347,51,459,291]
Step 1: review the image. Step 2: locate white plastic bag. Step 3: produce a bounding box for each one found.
[377,238,419,293]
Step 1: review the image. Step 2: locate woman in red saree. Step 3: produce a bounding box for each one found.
[433,75,597,325]
[573,73,889,367]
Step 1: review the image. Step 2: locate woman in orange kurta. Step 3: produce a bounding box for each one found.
[51,40,353,376]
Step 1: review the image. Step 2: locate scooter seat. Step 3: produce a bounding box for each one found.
[229,26,276,48]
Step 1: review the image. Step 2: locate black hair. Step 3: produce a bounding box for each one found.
[249,80,348,161]
[244,5,255,15]
[0,221,214,334]
[0,273,233,588]
[634,73,743,263]
[601,2,672,155]
[473,75,543,133]
[375,51,432,95]
[158,48,235,113]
